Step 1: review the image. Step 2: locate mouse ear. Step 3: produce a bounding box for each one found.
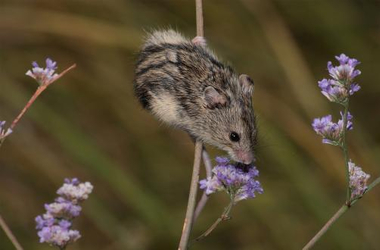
[203,86,228,109]
[239,74,254,96]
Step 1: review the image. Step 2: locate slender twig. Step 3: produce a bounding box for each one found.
[303,174,380,249]
[202,149,212,177]
[10,64,76,131]
[194,200,234,243]
[193,149,212,222]
[178,140,203,250]
[340,101,351,203]
[178,1,204,249]
[302,204,348,250]
[195,0,204,37]
[0,63,76,249]
[366,176,380,192]
[0,214,23,250]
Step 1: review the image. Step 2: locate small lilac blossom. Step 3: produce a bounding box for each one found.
[318,54,361,103]
[0,121,12,140]
[57,181,93,202]
[349,161,370,200]
[26,58,59,85]
[44,201,81,218]
[199,157,263,203]
[318,79,348,103]
[36,178,93,249]
[312,112,353,145]
[38,225,80,247]
[327,54,361,81]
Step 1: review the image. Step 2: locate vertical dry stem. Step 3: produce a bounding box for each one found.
[193,149,212,222]
[177,1,204,249]
[178,140,203,250]
[0,215,23,250]
[195,0,204,37]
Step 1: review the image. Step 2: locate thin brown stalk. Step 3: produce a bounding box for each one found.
[194,200,234,243]
[178,140,203,250]
[178,1,204,249]
[10,64,76,131]
[193,149,212,222]
[303,176,380,249]
[195,0,204,37]
[302,205,348,250]
[0,214,23,250]
[0,63,76,249]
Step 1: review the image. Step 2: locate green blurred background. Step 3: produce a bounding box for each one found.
[1,0,380,249]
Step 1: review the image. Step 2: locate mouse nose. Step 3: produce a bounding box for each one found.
[235,151,254,165]
[236,162,252,172]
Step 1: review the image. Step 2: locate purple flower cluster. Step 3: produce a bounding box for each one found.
[318,54,361,104]
[26,58,59,86]
[199,157,263,203]
[348,161,370,200]
[312,112,353,145]
[36,178,93,249]
[0,121,12,140]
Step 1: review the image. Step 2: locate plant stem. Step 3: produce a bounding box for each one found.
[193,149,212,222]
[195,0,204,37]
[10,85,46,130]
[194,200,234,243]
[303,174,380,249]
[0,214,23,250]
[0,63,76,248]
[178,140,203,250]
[367,176,380,192]
[302,204,348,250]
[341,101,351,203]
[10,64,76,131]
[341,102,351,201]
[178,1,204,249]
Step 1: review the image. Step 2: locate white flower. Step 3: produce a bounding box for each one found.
[57,182,94,201]
[349,161,370,200]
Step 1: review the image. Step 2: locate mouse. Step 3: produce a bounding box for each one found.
[134,29,257,164]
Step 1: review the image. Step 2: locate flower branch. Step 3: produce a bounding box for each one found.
[0,58,76,250]
[304,54,378,249]
[11,61,76,131]
[194,199,234,243]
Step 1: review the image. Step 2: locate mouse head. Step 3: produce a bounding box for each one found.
[194,74,257,164]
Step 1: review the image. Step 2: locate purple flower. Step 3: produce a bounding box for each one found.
[64,178,80,185]
[349,83,361,95]
[37,225,81,246]
[349,161,370,200]
[35,214,54,230]
[26,58,59,86]
[335,54,349,65]
[36,178,93,249]
[46,58,58,71]
[44,201,82,218]
[312,113,353,145]
[327,54,361,81]
[199,157,263,203]
[318,79,348,103]
[215,156,229,165]
[0,121,12,140]
[59,220,71,230]
[318,54,361,103]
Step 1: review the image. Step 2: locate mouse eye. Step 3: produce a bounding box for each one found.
[229,132,240,142]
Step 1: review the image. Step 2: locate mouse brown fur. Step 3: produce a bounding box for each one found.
[134,30,257,164]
